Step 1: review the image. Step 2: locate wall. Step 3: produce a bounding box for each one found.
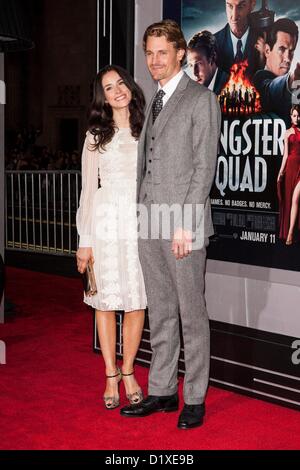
[134,0,162,104]
[206,260,300,337]
[5,0,97,152]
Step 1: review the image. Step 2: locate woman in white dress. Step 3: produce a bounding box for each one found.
[76,65,147,409]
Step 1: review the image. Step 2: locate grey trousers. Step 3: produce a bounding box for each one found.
[138,235,210,405]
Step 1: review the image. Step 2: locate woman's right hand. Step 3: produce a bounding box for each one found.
[76,247,94,274]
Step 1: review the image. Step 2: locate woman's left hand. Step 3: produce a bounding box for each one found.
[76,247,94,274]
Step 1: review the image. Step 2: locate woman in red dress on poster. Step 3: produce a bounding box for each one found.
[278,105,300,245]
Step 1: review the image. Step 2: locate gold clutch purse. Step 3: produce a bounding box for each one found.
[82,260,97,296]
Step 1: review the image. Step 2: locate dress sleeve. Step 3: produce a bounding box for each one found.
[76,131,99,247]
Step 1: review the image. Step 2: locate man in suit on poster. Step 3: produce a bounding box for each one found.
[120,20,221,429]
[186,30,229,95]
[214,0,258,77]
[253,18,300,125]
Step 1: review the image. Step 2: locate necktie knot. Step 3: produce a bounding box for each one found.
[152,89,165,124]
[156,89,165,100]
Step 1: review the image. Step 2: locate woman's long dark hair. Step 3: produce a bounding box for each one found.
[88,65,145,152]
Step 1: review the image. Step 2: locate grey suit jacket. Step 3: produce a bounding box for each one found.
[137,73,221,246]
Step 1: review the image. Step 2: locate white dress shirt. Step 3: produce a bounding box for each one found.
[157,70,184,107]
[208,67,219,91]
[230,28,249,57]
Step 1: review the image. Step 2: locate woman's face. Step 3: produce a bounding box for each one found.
[102,70,132,111]
[291,109,300,126]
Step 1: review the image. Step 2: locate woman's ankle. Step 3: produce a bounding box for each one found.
[121,364,134,375]
[105,365,120,377]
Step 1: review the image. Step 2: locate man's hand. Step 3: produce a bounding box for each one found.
[255,35,266,67]
[255,36,265,55]
[172,228,192,260]
[76,247,94,273]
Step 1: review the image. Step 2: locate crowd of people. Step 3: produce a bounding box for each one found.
[5,127,81,172]
[219,84,257,115]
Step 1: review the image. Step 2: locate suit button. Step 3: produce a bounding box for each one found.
[149,159,152,163]
[148,171,151,174]
[150,148,153,151]
[152,137,155,140]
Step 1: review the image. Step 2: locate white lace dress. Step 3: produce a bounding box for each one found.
[76,128,147,312]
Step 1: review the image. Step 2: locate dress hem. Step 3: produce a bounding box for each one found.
[83,297,147,312]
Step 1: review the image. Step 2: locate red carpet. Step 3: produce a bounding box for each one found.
[0,267,300,450]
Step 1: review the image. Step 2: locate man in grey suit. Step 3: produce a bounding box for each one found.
[120,20,221,429]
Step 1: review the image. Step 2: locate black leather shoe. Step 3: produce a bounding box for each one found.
[120,393,179,417]
[177,403,205,429]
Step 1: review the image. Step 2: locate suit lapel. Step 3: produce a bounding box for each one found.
[137,91,156,183]
[225,24,234,61]
[245,27,257,69]
[153,73,189,142]
[137,73,190,183]
[138,93,155,153]
[214,68,229,95]
[245,27,256,52]
[214,68,222,95]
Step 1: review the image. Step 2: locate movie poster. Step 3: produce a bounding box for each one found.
[181,0,300,271]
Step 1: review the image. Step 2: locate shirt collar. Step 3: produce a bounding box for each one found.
[208,67,218,91]
[230,27,249,55]
[157,70,184,98]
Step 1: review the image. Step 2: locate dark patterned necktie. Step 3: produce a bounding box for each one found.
[234,39,243,63]
[152,89,165,124]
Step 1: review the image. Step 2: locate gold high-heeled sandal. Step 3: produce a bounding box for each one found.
[103,367,122,410]
[122,370,144,405]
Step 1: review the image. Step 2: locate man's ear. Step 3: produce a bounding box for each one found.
[177,48,185,63]
[265,43,271,59]
[210,52,217,66]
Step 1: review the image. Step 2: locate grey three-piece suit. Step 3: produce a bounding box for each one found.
[137,72,221,404]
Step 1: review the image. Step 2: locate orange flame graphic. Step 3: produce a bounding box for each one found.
[219,60,261,116]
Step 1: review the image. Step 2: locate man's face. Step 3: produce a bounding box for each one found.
[187,50,216,86]
[265,31,297,76]
[145,35,185,86]
[225,0,256,38]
